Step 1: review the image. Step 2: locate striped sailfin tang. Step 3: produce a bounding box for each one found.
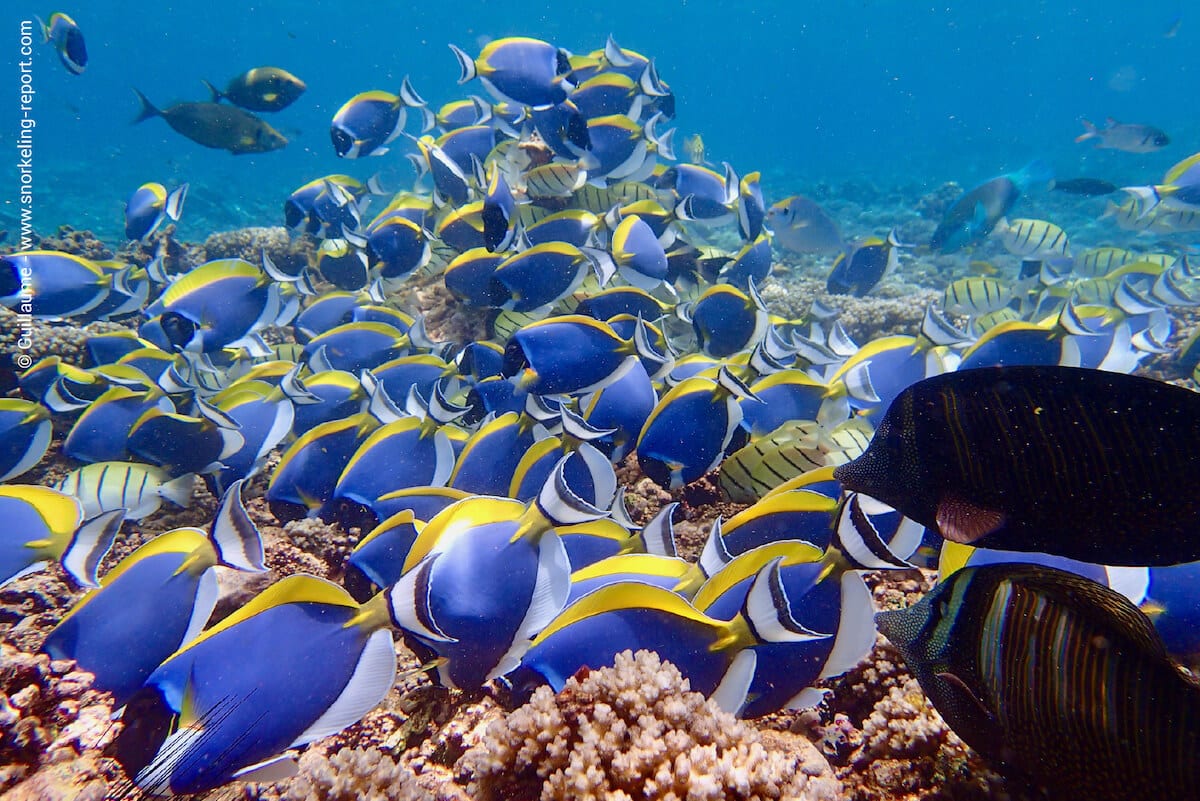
[973,569,1200,797]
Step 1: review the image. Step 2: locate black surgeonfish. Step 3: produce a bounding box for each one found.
[929,160,1052,253]
[833,365,1200,566]
[132,90,288,155]
[877,564,1200,801]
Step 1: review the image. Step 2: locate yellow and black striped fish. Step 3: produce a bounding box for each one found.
[993,217,1070,258]
[942,277,1013,316]
[878,563,1200,801]
[720,419,872,502]
[1074,246,1133,278]
[524,162,587,199]
[572,181,659,215]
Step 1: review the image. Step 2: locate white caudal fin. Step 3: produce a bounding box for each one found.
[288,628,397,747]
[818,571,876,679]
[710,648,756,715]
[831,492,915,571]
[209,479,266,573]
[743,557,830,644]
[639,502,679,558]
[62,508,125,588]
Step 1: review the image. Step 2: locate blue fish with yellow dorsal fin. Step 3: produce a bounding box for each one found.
[693,542,865,717]
[720,234,773,288]
[37,12,87,75]
[609,214,669,290]
[828,334,947,414]
[448,411,543,496]
[684,282,769,358]
[445,247,510,307]
[367,215,430,280]
[505,557,821,712]
[387,456,607,690]
[125,182,187,242]
[693,493,915,716]
[147,259,281,354]
[115,574,398,795]
[577,355,657,462]
[267,413,379,522]
[1,251,111,319]
[302,321,409,374]
[0,399,51,482]
[636,366,756,489]
[482,164,517,254]
[328,416,456,521]
[63,386,174,465]
[558,500,677,571]
[43,480,265,706]
[566,553,706,605]
[525,209,602,249]
[330,78,427,158]
[288,369,366,436]
[127,399,245,477]
[569,70,640,118]
[737,369,832,438]
[502,315,639,396]
[344,509,425,602]
[737,171,766,241]
[0,485,122,589]
[370,485,470,528]
[957,318,1078,372]
[434,201,488,253]
[206,381,295,495]
[449,37,572,109]
[494,242,595,313]
[714,489,840,555]
[292,286,387,344]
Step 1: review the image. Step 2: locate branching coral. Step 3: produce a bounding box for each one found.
[250,746,435,801]
[461,649,842,801]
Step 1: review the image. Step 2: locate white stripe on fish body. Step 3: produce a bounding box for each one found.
[994,217,1071,259]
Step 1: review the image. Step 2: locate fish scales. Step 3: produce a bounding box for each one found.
[880,565,1200,801]
[835,366,1200,565]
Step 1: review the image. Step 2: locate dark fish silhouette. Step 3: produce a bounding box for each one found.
[203,67,306,113]
[1051,177,1118,196]
[878,563,1200,801]
[834,365,1200,566]
[132,90,288,155]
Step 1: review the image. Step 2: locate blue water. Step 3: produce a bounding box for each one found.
[3,1,1193,242]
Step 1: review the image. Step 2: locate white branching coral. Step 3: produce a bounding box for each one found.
[460,649,842,801]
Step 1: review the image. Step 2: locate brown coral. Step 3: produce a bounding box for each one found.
[0,643,122,797]
[203,226,314,276]
[460,649,842,801]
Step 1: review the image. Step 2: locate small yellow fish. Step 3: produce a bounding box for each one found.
[969,260,1001,276]
[683,133,706,165]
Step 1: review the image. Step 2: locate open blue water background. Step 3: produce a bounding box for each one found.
[2,1,1192,242]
